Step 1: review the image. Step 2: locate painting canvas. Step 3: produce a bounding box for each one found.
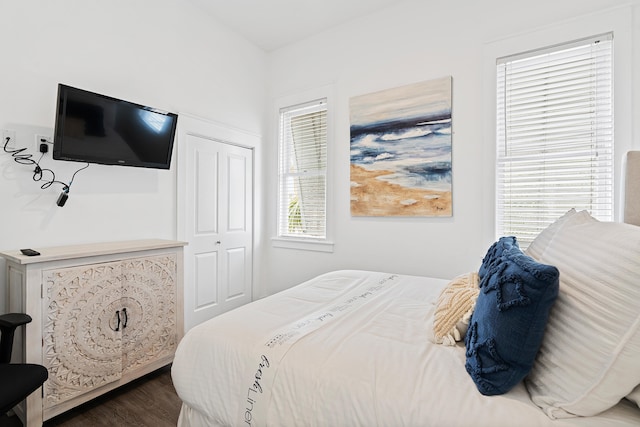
[350,77,452,217]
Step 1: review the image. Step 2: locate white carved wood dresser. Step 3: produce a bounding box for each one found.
[0,239,185,427]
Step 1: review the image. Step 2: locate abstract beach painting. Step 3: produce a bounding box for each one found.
[350,76,452,217]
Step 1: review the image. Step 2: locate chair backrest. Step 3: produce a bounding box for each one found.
[0,312,48,416]
[0,313,32,363]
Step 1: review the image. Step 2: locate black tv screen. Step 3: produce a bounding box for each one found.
[53,84,178,169]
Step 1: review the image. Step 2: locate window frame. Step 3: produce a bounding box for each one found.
[495,33,614,247]
[481,7,633,247]
[272,85,334,253]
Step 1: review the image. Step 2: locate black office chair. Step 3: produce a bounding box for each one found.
[0,313,49,416]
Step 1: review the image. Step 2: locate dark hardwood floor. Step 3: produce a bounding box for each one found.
[0,365,182,427]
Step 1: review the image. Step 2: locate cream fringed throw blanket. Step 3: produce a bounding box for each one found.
[433,272,480,346]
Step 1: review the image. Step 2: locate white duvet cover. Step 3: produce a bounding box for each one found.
[171,270,640,427]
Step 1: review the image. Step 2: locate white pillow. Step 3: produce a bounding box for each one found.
[525,215,640,418]
[525,209,594,260]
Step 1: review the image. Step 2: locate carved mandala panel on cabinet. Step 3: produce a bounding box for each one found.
[121,254,178,373]
[43,261,123,407]
[42,254,178,408]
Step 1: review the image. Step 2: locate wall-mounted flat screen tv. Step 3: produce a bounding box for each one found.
[53,84,178,169]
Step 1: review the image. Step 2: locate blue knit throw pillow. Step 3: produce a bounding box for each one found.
[465,238,559,395]
[477,236,517,281]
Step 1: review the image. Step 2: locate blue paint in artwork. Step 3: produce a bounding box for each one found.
[350,115,452,192]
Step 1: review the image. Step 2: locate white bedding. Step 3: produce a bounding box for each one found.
[171,270,640,427]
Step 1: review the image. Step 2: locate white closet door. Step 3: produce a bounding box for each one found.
[178,117,255,331]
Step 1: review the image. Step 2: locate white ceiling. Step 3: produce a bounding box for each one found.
[187,0,404,51]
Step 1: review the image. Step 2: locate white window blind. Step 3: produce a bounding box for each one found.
[496,33,613,246]
[278,99,327,239]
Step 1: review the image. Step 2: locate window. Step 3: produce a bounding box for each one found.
[496,33,613,247]
[277,99,327,241]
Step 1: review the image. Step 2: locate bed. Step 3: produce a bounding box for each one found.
[171,153,640,427]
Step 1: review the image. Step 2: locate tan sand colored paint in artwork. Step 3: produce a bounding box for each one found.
[350,164,451,217]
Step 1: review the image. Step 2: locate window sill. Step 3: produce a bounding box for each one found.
[271,237,334,253]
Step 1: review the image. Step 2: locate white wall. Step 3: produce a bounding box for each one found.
[2,0,639,307]
[0,1,267,309]
[263,0,640,293]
